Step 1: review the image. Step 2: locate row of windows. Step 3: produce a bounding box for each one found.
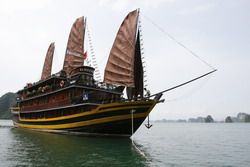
[20,87,122,110]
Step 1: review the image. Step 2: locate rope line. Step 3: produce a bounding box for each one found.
[164,73,212,102]
[132,140,146,157]
[143,14,216,70]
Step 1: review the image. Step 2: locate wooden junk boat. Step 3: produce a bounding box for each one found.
[11,9,216,137]
[11,10,162,137]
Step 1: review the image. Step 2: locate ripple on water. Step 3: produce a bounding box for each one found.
[1,121,250,167]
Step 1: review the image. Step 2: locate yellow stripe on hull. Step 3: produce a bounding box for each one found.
[19,101,155,122]
[14,112,148,130]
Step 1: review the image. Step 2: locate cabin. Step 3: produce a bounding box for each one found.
[16,66,123,120]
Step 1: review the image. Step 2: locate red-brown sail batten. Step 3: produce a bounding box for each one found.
[41,42,55,80]
[104,10,139,87]
[63,16,86,75]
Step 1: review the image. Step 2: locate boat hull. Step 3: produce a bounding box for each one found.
[12,100,157,137]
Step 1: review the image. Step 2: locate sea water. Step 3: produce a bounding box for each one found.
[0,120,249,167]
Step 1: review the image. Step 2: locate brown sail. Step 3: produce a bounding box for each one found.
[104,10,139,87]
[63,16,86,75]
[41,42,55,80]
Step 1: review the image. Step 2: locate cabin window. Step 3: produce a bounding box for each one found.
[52,96,55,102]
[81,75,86,81]
[86,75,89,81]
[39,98,42,104]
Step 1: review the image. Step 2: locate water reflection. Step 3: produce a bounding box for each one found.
[7,128,149,167]
[2,121,250,167]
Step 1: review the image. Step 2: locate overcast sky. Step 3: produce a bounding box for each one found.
[0,0,249,120]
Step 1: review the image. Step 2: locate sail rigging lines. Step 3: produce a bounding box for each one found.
[142,14,216,71]
[137,12,150,91]
[85,24,102,81]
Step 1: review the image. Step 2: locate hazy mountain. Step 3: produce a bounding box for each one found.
[0,92,17,119]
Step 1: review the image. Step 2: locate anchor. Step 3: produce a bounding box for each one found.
[145,115,152,129]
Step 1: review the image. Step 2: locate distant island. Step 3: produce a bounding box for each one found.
[154,113,250,123]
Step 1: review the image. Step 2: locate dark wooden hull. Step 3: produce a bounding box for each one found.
[12,100,157,137]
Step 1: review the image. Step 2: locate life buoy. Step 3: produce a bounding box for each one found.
[60,80,65,87]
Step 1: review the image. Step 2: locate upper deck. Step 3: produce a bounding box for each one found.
[16,66,124,112]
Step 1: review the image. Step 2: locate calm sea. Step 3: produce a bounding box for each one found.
[0,120,249,167]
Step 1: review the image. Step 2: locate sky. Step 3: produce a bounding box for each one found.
[0,0,249,120]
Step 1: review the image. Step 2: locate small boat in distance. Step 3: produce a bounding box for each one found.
[11,9,216,137]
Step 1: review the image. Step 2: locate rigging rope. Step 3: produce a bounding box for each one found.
[148,69,217,98]
[86,24,102,81]
[132,140,146,157]
[130,108,147,158]
[143,14,216,70]
[164,73,212,102]
[138,13,150,91]
[130,109,147,158]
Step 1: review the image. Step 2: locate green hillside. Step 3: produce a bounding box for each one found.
[0,92,17,119]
